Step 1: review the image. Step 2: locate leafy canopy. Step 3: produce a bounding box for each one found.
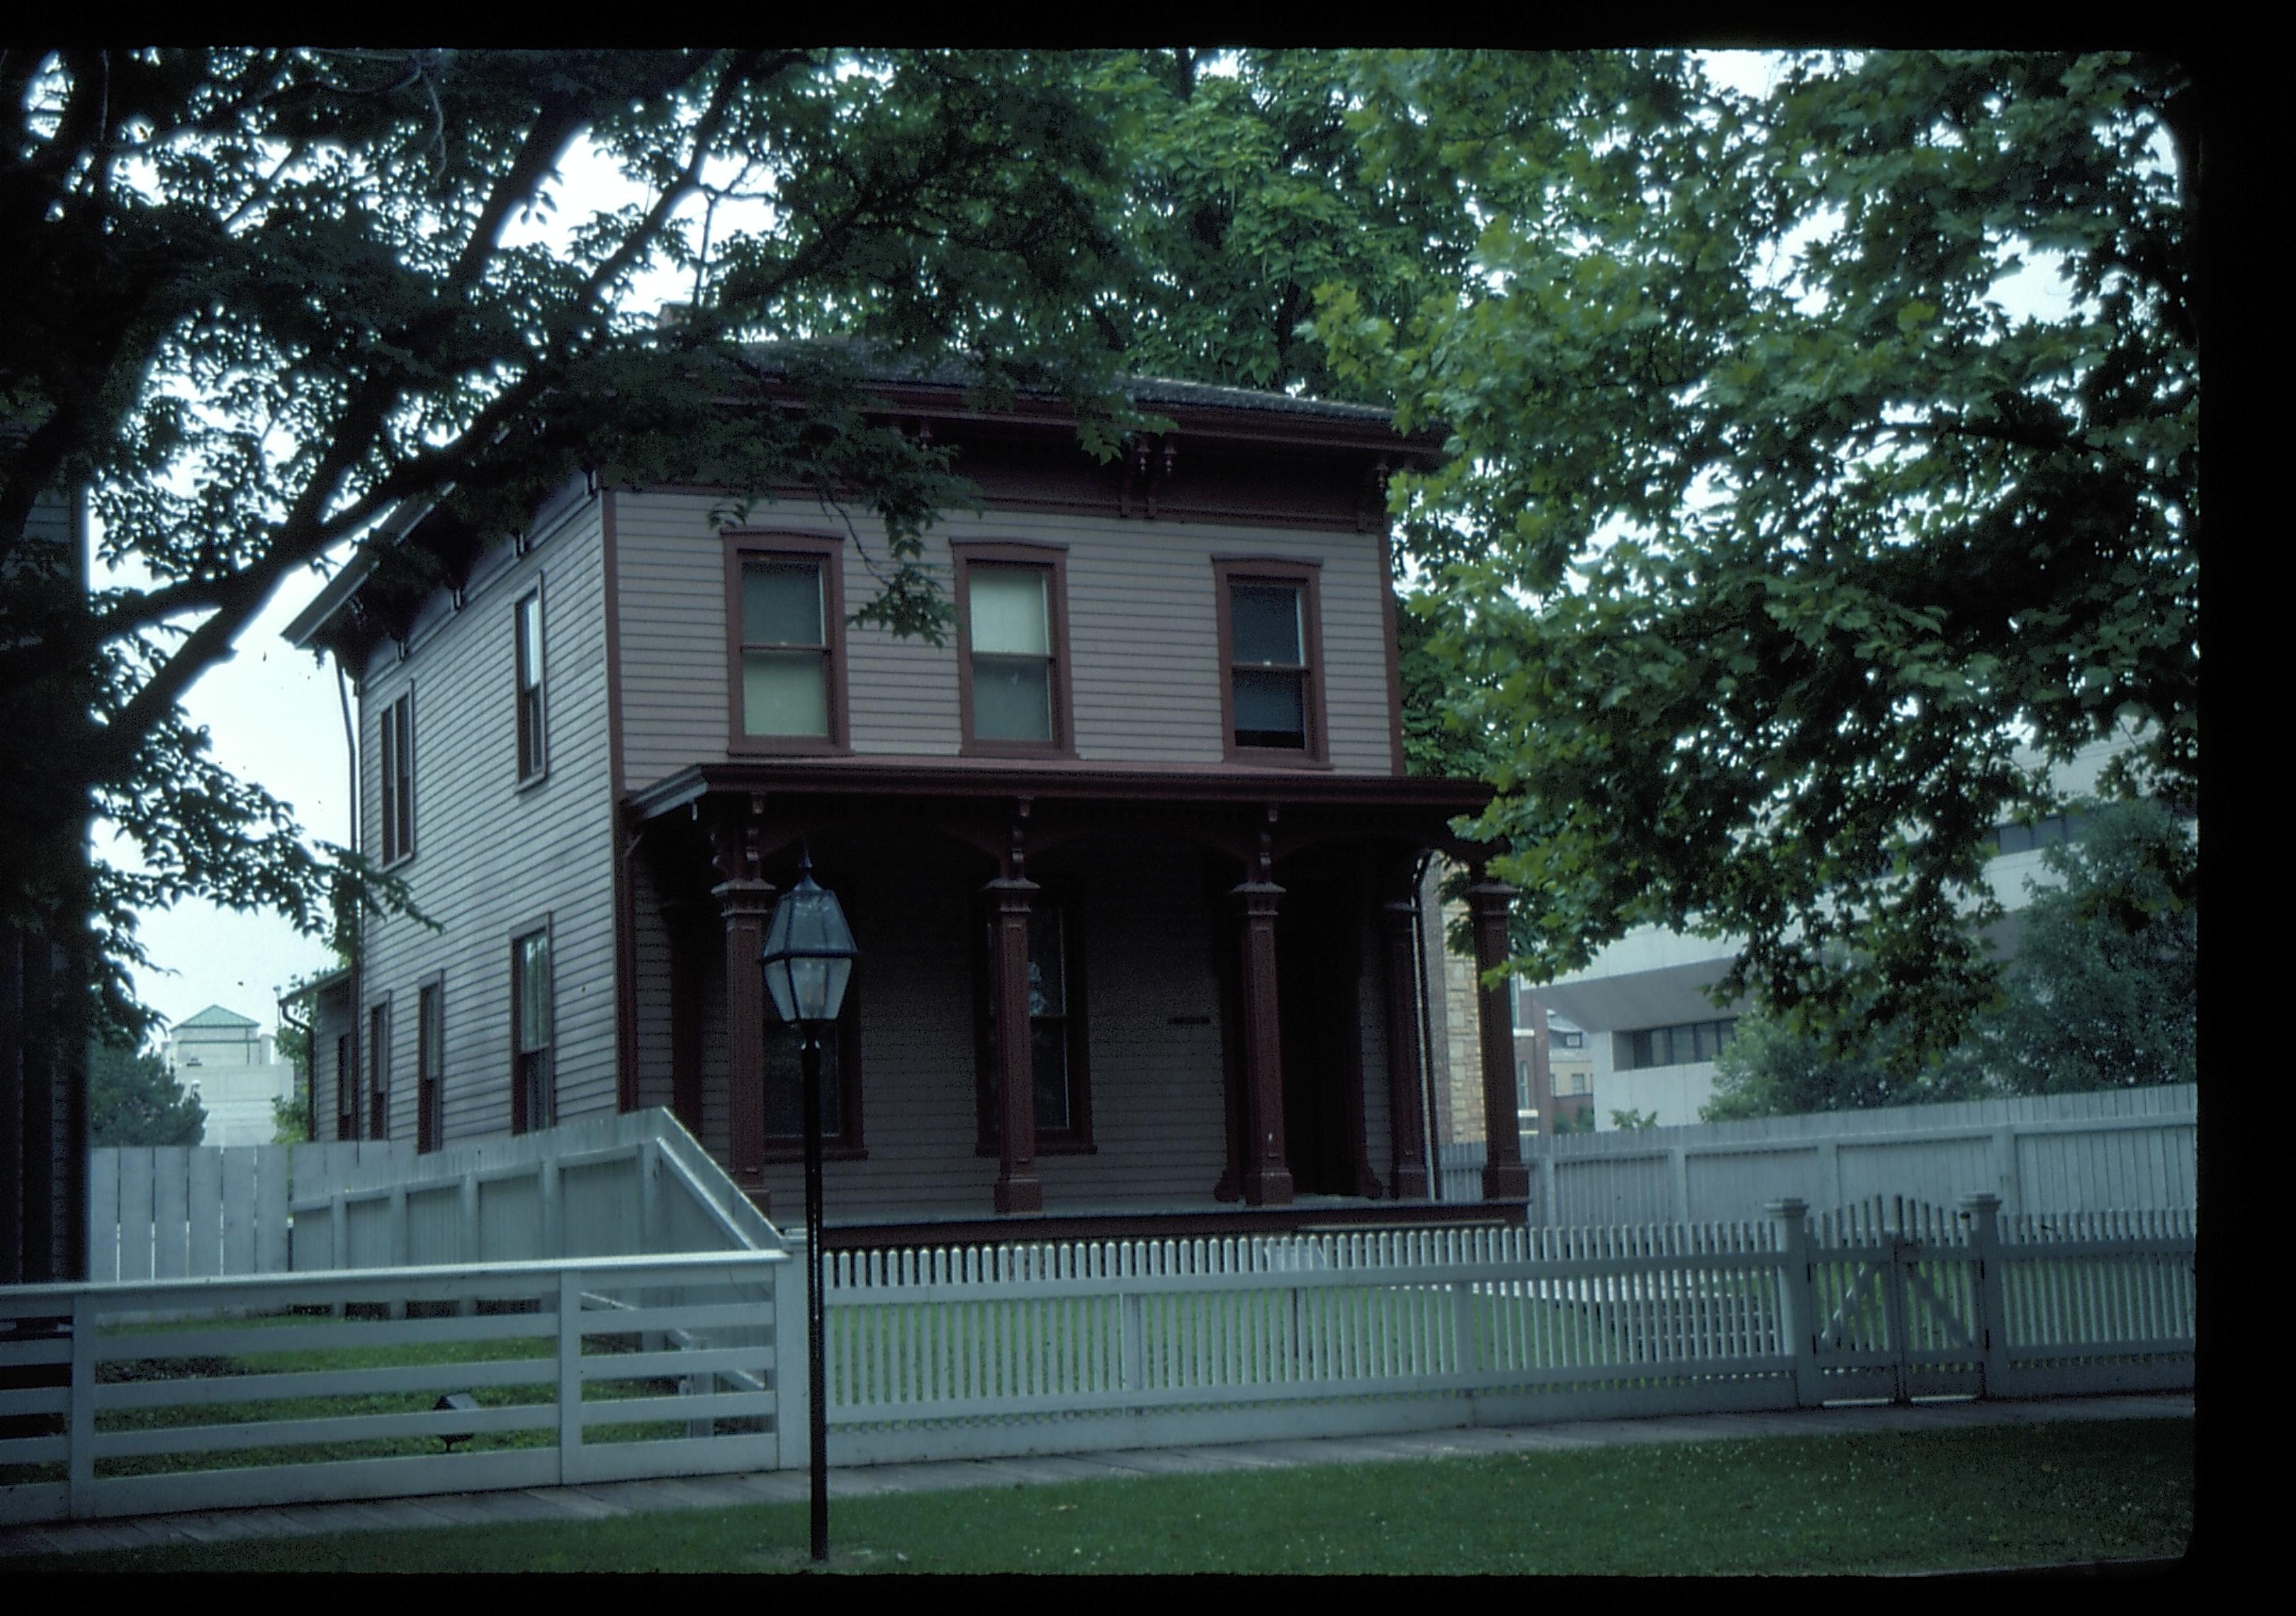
[1316,50,2197,1068]
[88,1038,206,1147]
[2,48,1136,1040]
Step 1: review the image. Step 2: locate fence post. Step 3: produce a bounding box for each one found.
[458,1172,480,1315]
[1769,1199,1821,1408]
[1451,1279,1480,1383]
[775,1240,811,1473]
[388,1186,408,1320]
[557,1266,583,1486]
[1962,1193,2011,1400]
[67,1291,96,1520]
[330,1191,348,1317]
[1120,1284,1146,1402]
[1669,1145,1690,1223]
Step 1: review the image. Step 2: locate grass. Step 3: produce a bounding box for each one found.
[8,1415,2193,1575]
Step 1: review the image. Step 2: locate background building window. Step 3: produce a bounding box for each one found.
[1618,1017,1740,1071]
[417,982,443,1153]
[515,589,546,780]
[739,558,831,737]
[379,691,414,863]
[512,928,553,1133]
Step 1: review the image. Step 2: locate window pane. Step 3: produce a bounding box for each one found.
[743,649,829,736]
[1232,668,1306,746]
[1028,909,1064,1017]
[743,561,823,646]
[519,933,551,1050]
[517,594,542,688]
[973,658,1052,742]
[1230,583,1302,666]
[764,1021,842,1138]
[970,566,1049,656]
[1031,1020,1069,1133]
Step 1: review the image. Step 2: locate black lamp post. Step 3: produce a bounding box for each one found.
[758,848,856,1564]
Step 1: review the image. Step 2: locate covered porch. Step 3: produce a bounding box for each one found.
[624,762,1531,1244]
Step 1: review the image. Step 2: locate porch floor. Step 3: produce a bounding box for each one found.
[796,1192,1529,1249]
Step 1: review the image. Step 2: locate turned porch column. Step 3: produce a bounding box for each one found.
[1228,809,1293,1207]
[1468,879,1530,1201]
[1380,899,1431,1200]
[711,794,776,1210]
[986,803,1042,1214]
[714,875,777,1207]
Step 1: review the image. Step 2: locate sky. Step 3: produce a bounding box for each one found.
[100,50,2078,1045]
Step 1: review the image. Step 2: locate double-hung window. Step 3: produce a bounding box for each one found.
[416,980,444,1153]
[956,545,1070,753]
[762,990,865,1160]
[727,535,845,751]
[512,926,553,1133]
[514,589,546,781]
[368,1002,390,1140]
[334,1033,356,1142]
[975,892,1092,1151]
[1214,561,1325,762]
[378,690,415,863]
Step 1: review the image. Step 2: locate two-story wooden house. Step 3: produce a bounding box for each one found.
[284,365,1532,1244]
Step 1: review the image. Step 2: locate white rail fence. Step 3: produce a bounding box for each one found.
[819,1194,2195,1466]
[0,1250,792,1526]
[1441,1084,2197,1223]
[84,1109,777,1287]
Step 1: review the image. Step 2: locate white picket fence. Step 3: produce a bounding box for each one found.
[2,1195,2193,1522]
[1441,1084,2197,1223]
[818,1194,2196,1465]
[0,1250,791,1525]
[84,1110,778,1288]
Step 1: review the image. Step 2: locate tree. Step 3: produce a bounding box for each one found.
[1318,50,2198,1073]
[87,1038,205,1146]
[3,48,1137,1048]
[1703,798,2197,1119]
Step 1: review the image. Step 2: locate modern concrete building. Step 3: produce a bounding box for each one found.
[164,1004,289,1148]
[1524,735,2163,1129]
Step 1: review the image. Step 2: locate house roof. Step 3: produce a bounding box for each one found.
[175,1004,260,1029]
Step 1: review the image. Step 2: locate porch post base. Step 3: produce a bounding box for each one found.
[1480,1164,1530,1201]
[994,1176,1045,1214]
[1241,1166,1295,1207]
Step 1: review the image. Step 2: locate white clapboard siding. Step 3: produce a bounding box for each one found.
[0,1250,788,1526]
[1441,1084,2198,1224]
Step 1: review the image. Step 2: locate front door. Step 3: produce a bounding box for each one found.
[1273,860,1369,1198]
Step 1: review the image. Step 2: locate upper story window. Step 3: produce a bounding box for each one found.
[514,588,546,782]
[378,690,415,864]
[955,544,1071,754]
[512,924,554,1134]
[1214,560,1326,764]
[726,534,845,752]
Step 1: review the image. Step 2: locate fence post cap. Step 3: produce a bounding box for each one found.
[1765,1197,1808,1216]
[1958,1192,2003,1211]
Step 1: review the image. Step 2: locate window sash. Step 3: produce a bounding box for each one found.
[515,933,552,1053]
[1223,578,1313,751]
[984,902,1081,1140]
[380,694,415,861]
[515,593,545,778]
[738,559,832,738]
[965,563,1057,745]
[368,1005,390,1140]
[417,984,443,1153]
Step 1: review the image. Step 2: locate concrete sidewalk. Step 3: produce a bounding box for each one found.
[0,1391,2193,1560]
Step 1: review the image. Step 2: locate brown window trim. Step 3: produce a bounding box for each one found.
[723,531,850,756]
[951,540,1075,759]
[514,582,548,787]
[510,914,554,1136]
[415,972,445,1155]
[366,996,393,1142]
[1211,557,1331,768]
[378,688,417,865]
[971,878,1095,1155]
[759,982,868,1164]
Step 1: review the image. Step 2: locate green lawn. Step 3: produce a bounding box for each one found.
[10,1416,2193,1575]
